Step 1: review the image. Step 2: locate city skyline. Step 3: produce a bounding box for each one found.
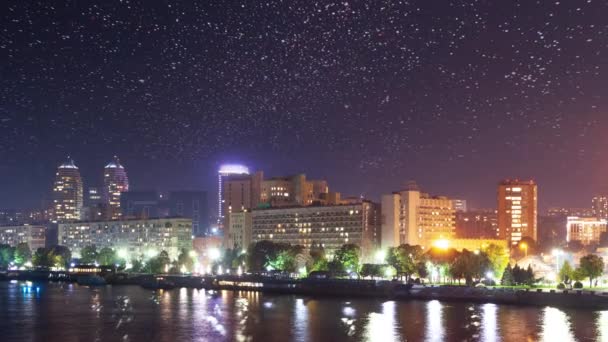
[2,1,608,211]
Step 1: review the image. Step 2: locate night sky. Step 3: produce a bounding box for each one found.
[1,0,607,211]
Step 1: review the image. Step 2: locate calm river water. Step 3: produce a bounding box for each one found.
[1,281,607,341]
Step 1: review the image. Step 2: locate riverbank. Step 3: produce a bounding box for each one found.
[4,270,608,310]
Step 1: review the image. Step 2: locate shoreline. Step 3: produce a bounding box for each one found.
[4,270,608,310]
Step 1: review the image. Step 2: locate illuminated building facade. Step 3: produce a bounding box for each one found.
[455,210,499,239]
[251,201,380,257]
[218,164,251,225]
[226,211,252,250]
[260,174,328,207]
[381,183,455,249]
[0,225,46,250]
[567,216,608,246]
[592,196,608,220]
[497,179,537,246]
[52,158,84,222]
[451,199,468,213]
[58,217,192,260]
[103,156,129,220]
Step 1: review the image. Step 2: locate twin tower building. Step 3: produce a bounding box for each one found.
[52,156,129,223]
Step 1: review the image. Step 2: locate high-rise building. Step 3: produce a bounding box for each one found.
[121,191,161,219]
[251,201,380,257]
[52,158,84,223]
[218,164,251,225]
[567,216,608,246]
[452,199,468,213]
[58,217,192,261]
[381,182,456,249]
[497,179,538,246]
[168,191,209,237]
[455,210,499,239]
[103,156,129,220]
[592,196,608,220]
[260,174,329,207]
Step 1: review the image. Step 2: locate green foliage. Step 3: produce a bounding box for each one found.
[573,281,583,289]
[449,249,491,285]
[334,244,361,274]
[147,250,171,274]
[247,241,281,272]
[484,244,509,280]
[0,244,15,268]
[130,259,145,273]
[32,248,52,267]
[13,243,31,266]
[558,261,573,284]
[579,254,604,287]
[511,264,535,286]
[360,263,382,279]
[97,247,119,266]
[80,245,98,264]
[48,245,71,268]
[557,283,566,290]
[501,264,514,286]
[387,244,425,281]
[309,245,328,272]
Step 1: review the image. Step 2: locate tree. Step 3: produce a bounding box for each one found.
[449,250,491,285]
[579,254,604,287]
[334,244,361,274]
[48,245,71,269]
[97,247,118,266]
[0,244,15,268]
[32,248,52,267]
[13,243,31,266]
[501,264,514,286]
[247,241,281,272]
[387,244,425,281]
[360,264,382,279]
[558,261,573,285]
[484,244,509,280]
[177,249,194,273]
[80,245,98,264]
[149,250,171,274]
[310,245,328,272]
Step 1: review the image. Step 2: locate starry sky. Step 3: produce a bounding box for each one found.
[1,0,607,211]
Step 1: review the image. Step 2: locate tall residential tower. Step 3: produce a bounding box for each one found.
[497,179,538,246]
[52,158,84,222]
[103,156,129,220]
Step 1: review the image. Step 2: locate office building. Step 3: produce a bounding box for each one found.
[52,158,84,222]
[547,207,594,218]
[260,174,329,207]
[455,210,499,239]
[168,191,209,237]
[497,179,538,246]
[103,156,129,220]
[381,183,456,249]
[226,211,252,250]
[58,217,192,261]
[0,225,46,250]
[121,191,161,219]
[592,196,608,220]
[251,201,380,257]
[452,199,468,213]
[567,217,608,246]
[218,164,252,225]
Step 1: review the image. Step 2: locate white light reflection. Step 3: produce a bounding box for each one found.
[364,301,398,342]
[425,300,444,342]
[598,311,608,341]
[540,307,575,342]
[480,304,498,342]
[294,298,309,341]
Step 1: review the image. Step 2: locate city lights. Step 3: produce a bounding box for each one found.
[433,239,450,250]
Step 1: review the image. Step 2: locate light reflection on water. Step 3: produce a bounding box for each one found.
[1,281,608,341]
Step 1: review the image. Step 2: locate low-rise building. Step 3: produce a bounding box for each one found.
[567,217,608,246]
[58,218,192,260]
[0,225,46,250]
[251,201,380,257]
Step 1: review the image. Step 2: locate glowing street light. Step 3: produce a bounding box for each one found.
[433,239,450,250]
[519,243,528,257]
[208,248,221,261]
[375,250,386,263]
[552,249,563,275]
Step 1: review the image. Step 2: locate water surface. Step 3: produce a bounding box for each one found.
[0,281,607,341]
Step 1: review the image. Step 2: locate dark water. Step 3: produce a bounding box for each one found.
[1,281,607,342]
